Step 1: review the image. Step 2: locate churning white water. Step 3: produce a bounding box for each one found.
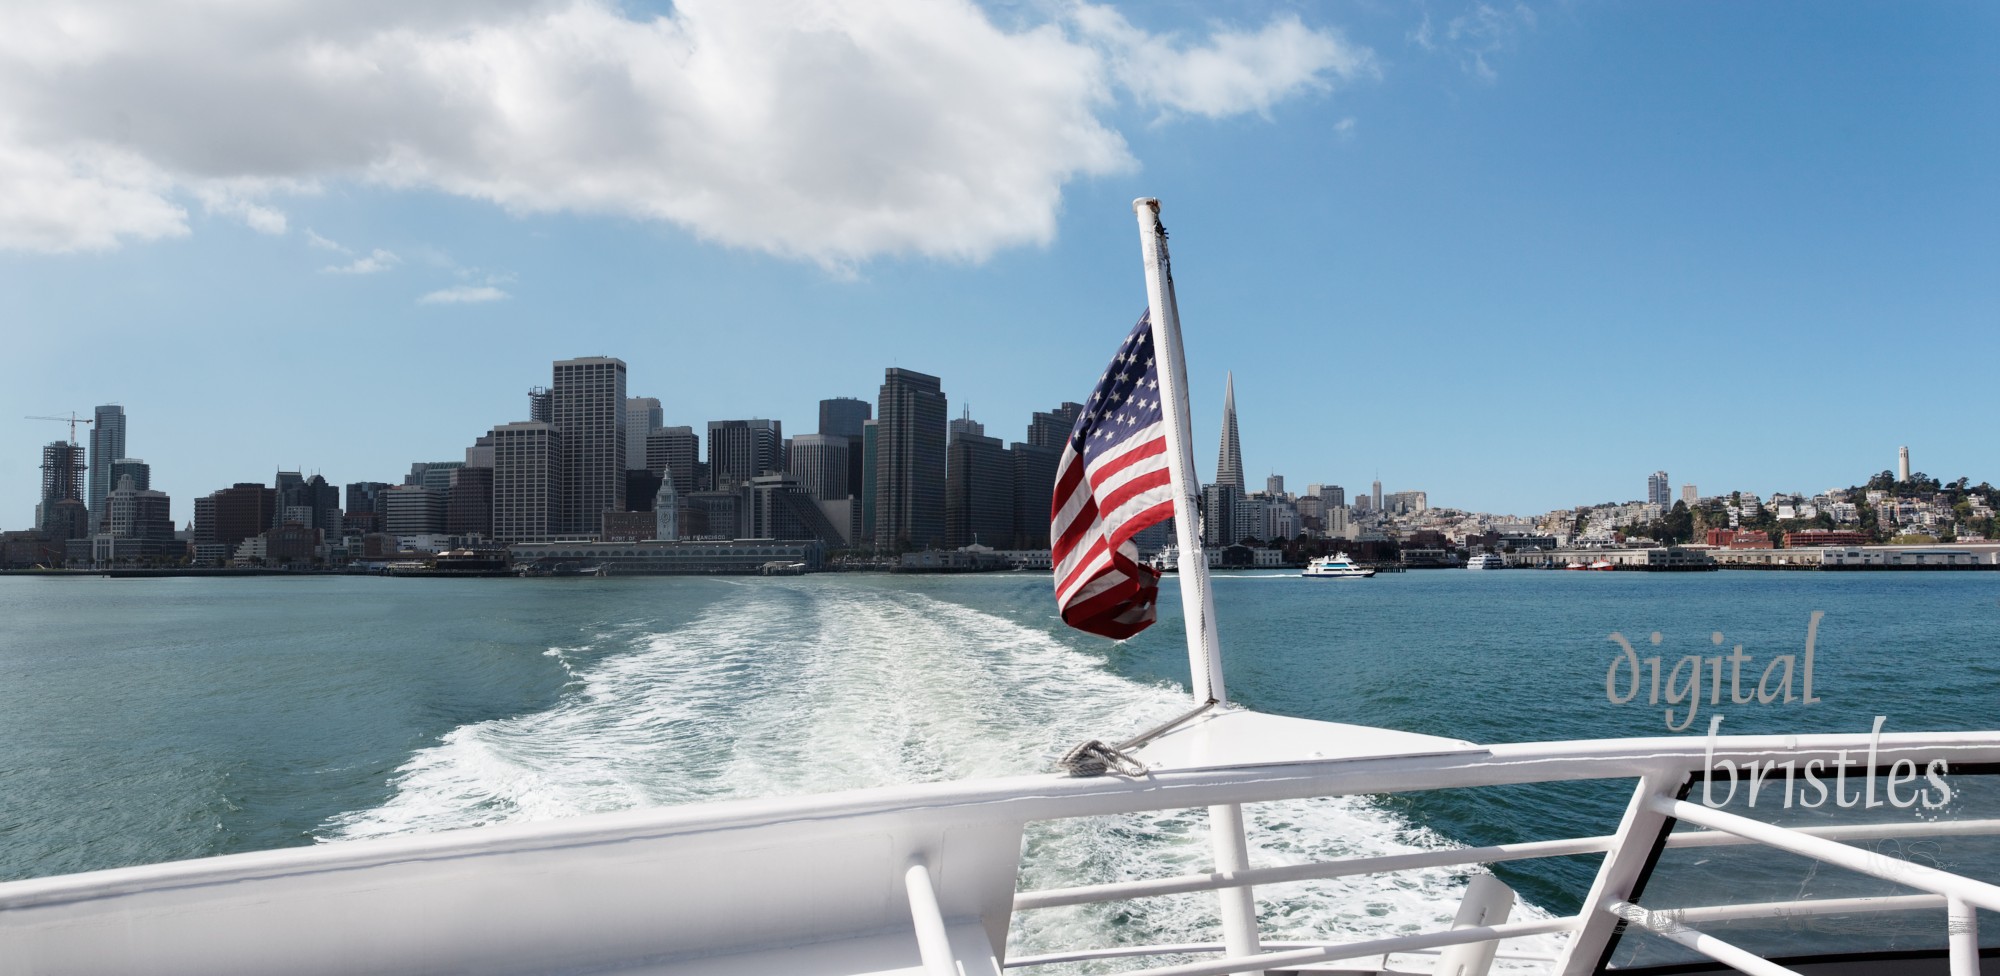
[325,580,1562,968]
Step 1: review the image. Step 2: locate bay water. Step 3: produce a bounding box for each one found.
[2,570,1996,957]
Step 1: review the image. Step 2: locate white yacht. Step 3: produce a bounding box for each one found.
[1466,552,1506,570]
[1303,552,1376,578]
[6,200,1998,976]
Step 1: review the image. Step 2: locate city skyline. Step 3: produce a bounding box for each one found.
[4,3,1994,521]
[14,371,1974,541]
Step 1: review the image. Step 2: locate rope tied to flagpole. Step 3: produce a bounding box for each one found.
[1056,697,1217,777]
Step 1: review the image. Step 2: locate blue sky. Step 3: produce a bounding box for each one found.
[3,1,1995,526]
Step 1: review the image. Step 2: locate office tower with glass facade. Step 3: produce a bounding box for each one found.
[874,369,947,551]
[552,357,627,536]
[625,397,662,471]
[87,404,126,526]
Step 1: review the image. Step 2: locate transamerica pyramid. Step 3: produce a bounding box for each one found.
[1215,371,1244,492]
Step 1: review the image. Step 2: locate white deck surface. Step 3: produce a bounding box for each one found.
[1132,708,1482,771]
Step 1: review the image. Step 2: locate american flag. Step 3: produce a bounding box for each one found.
[1051,311,1176,639]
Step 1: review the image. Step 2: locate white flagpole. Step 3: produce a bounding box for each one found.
[1133,197,1262,973]
[1132,198,1226,706]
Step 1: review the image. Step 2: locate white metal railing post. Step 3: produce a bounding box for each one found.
[1947,896,1979,976]
[1207,801,1263,974]
[905,857,958,976]
[1134,197,1259,972]
[1553,771,1684,975]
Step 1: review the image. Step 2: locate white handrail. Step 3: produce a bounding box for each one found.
[1670,817,2000,847]
[904,858,957,976]
[1649,796,2000,913]
[1608,901,1804,976]
[1670,893,1944,923]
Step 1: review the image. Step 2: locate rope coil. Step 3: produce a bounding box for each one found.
[1056,698,1218,777]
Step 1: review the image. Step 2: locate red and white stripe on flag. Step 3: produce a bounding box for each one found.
[1051,312,1176,639]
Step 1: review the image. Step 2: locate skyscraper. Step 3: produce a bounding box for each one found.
[818,396,871,499]
[528,386,552,423]
[818,397,872,439]
[100,458,152,531]
[205,483,276,553]
[274,471,306,526]
[875,368,947,551]
[1266,474,1285,497]
[345,482,390,534]
[860,419,879,545]
[1215,373,1243,492]
[447,466,494,537]
[1309,483,1346,510]
[945,417,1012,549]
[1026,403,1084,451]
[108,458,150,493]
[102,475,174,553]
[38,441,88,539]
[1682,484,1698,506]
[87,404,126,527]
[1202,483,1240,547]
[1372,480,1383,511]
[645,426,700,494]
[1009,443,1060,550]
[385,485,446,536]
[552,356,627,536]
[491,422,560,543]
[1647,471,1670,507]
[949,407,983,440]
[624,397,662,471]
[787,433,852,502]
[707,419,783,489]
[302,474,341,537]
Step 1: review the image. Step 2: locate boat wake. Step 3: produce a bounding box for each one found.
[324,580,1561,967]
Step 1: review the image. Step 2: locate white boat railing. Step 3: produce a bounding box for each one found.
[7,729,2000,976]
[1004,736,2000,976]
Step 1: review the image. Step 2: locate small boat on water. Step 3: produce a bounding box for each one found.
[1465,552,1505,570]
[1302,553,1375,578]
[1588,559,1615,571]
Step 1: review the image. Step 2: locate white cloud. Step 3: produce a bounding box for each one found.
[0,137,188,252]
[305,229,348,252]
[0,0,1374,264]
[419,284,510,304]
[1442,2,1537,83]
[194,181,303,234]
[322,248,400,274]
[1074,6,1376,120]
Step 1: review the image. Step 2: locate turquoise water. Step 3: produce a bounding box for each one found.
[2,570,1997,954]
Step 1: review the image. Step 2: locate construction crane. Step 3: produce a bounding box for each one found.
[25,412,94,445]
